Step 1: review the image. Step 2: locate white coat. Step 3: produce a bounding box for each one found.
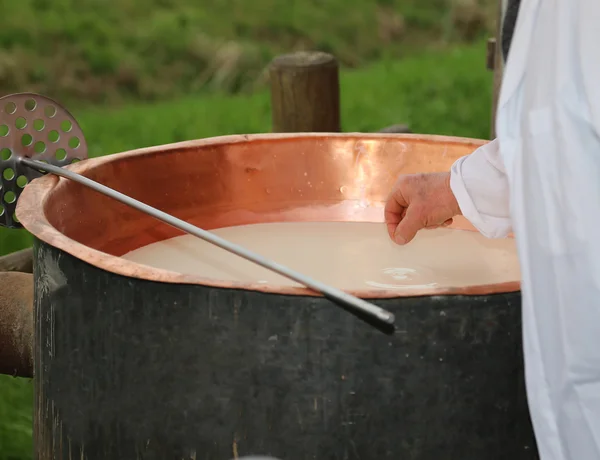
[449,1,600,459]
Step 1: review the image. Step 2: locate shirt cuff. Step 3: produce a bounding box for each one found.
[450,152,513,239]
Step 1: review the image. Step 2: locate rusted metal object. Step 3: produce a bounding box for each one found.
[0,247,33,273]
[15,133,536,459]
[0,271,33,378]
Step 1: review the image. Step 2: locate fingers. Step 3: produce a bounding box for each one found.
[384,173,456,244]
[384,196,405,240]
[393,205,425,245]
[424,218,453,230]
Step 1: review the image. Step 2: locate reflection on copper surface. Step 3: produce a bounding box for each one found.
[16,132,519,298]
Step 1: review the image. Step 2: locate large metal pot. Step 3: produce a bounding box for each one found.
[15,133,537,459]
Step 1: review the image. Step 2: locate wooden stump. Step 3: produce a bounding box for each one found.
[269,51,341,133]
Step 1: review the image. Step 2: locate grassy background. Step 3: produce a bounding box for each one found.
[0,0,495,103]
[0,0,496,458]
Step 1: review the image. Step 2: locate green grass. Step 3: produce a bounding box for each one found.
[0,0,496,102]
[0,379,33,460]
[0,39,492,459]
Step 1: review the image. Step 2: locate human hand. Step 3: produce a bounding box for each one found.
[384,172,461,245]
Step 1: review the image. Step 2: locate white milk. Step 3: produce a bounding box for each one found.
[122,222,520,290]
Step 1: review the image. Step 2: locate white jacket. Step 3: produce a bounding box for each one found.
[450,1,600,459]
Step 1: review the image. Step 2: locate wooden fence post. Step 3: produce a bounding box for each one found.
[489,0,507,139]
[269,51,341,133]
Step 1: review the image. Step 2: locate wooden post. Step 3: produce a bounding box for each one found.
[269,51,341,133]
[489,0,506,139]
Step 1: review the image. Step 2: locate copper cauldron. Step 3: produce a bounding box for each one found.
[12,133,536,459]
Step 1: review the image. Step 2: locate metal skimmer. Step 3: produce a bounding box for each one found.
[0,93,87,227]
[0,93,396,333]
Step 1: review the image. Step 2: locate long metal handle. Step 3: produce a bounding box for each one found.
[21,158,396,333]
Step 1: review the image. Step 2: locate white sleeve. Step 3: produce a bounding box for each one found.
[449,138,513,238]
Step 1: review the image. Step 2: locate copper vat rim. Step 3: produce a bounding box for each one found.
[15,132,521,299]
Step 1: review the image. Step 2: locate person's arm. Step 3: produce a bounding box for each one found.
[449,138,512,238]
[384,138,512,244]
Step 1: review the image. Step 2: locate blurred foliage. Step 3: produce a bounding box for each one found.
[0,378,33,460]
[0,0,496,103]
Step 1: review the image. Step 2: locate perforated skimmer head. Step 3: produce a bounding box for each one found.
[0,93,88,228]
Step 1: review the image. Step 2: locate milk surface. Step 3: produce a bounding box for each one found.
[122,222,520,290]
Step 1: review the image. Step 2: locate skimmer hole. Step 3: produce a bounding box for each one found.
[4,191,16,204]
[4,102,16,115]
[68,136,80,149]
[0,204,3,216]
[44,105,57,118]
[24,99,36,111]
[34,141,46,154]
[0,148,11,161]
[60,120,72,132]
[0,125,9,137]
[16,175,28,188]
[33,119,45,131]
[55,148,67,161]
[21,134,33,147]
[48,130,59,143]
[3,168,15,181]
[15,117,27,129]
[71,158,81,164]
[12,212,19,223]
